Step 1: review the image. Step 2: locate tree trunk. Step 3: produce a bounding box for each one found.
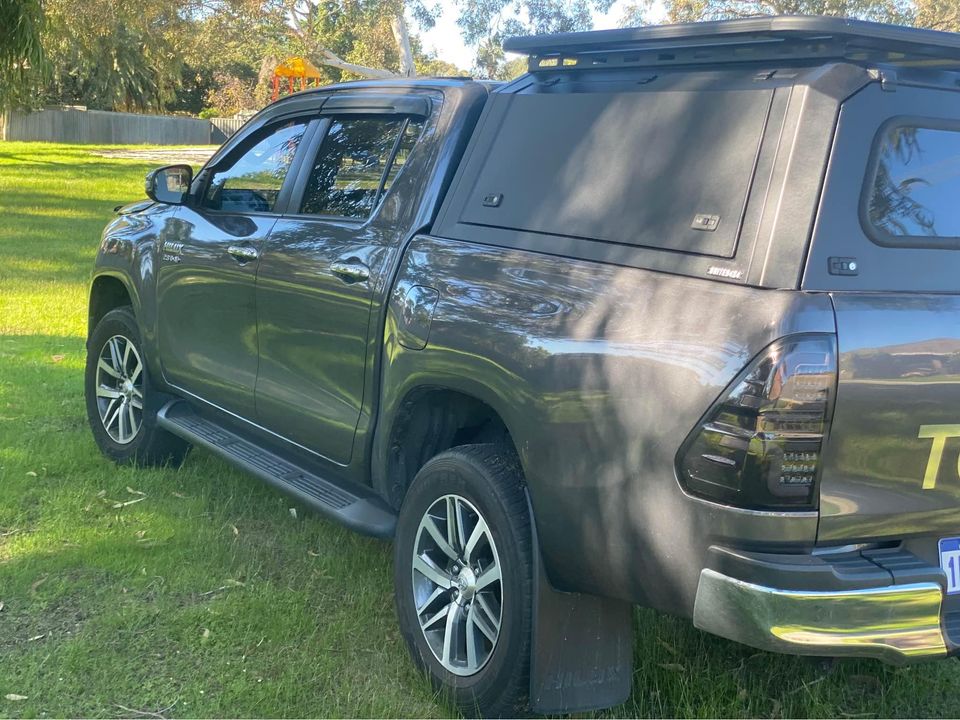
[392,14,416,77]
[316,49,398,79]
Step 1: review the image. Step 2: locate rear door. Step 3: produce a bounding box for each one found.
[254,94,429,465]
[804,82,960,542]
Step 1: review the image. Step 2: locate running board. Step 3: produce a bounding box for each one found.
[156,401,396,538]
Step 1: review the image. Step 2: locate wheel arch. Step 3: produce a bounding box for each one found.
[88,273,137,341]
[373,383,524,511]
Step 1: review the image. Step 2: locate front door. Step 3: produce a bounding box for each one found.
[255,112,425,465]
[157,119,310,417]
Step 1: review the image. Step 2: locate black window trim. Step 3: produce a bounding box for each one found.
[193,116,321,218]
[859,114,960,250]
[284,113,424,224]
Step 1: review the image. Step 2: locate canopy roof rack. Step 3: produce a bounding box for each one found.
[504,16,960,72]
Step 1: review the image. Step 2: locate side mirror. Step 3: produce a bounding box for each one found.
[145,164,192,205]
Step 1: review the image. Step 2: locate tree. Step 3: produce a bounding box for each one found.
[0,0,44,109]
[41,0,189,111]
[287,0,435,79]
[618,0,942,32]
[450,0,616,77]
[914,0,960,30]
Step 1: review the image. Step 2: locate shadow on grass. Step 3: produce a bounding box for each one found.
[2,334,960,718]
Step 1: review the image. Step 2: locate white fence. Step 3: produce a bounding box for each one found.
[0,107,246,145]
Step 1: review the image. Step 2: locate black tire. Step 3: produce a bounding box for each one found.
[394,444,533,718]
[85,306,189,467]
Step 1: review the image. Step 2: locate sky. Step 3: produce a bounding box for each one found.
[419,0,666,71]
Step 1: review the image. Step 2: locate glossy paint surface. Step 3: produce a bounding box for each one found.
[93,80,490,488]
[377,235,836,612]
[253,92,473,467]
[156,209,276,418]
[254,216,378,465]
[819,294,960,542]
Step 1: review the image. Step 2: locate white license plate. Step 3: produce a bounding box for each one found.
[939,537,960,594]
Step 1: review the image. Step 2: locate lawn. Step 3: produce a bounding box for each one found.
[1,141,959,719]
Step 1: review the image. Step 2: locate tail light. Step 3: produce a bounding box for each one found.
[677,334,837,510]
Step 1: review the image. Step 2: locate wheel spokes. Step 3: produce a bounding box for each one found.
[445,497,461,553]
[422,515,458,561]
[471,593,500,644]
[421,602,451,632]
[98,358,121,380]
[475,560,501,592]
[413,554,453,589]
[129,356,143,384]
[413,493,504,676]
[463,516,488,563]
[96,385,122,399]
[107,338,123,375]
[441,602,459,667]
[95,334,145,445]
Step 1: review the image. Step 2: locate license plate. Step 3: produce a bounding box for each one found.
[940,537,960,594]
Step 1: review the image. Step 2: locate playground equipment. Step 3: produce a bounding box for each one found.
[272,57,324,100]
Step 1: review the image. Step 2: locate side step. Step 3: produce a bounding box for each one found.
[157,401,396,538]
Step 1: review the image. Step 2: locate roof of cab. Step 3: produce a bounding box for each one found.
[279,77,491,97]
[504,15,960,70]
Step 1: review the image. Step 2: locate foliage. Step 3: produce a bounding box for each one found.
[619,0,952,32]
[11,0,960,125]
[202,73,259,117]
[451,0,615,77]
[41,0,187,112]
[914,0,960,30]
[0,0,44,110]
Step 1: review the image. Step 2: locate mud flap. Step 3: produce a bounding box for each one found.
[527,493,634,714]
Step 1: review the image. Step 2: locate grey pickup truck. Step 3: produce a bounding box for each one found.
[85,15,960,716]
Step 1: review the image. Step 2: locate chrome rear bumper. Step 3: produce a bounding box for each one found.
[693,568,948,664]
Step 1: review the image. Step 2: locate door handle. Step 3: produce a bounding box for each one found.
[331,259,370,283]
[227,244,259,263]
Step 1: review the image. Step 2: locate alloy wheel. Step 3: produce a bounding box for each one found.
[412,494,503,676]
[94,334,144,445]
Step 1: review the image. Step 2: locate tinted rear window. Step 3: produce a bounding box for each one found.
[865,122,960,247]
[457,89,771,258]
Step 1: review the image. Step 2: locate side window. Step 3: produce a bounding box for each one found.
[299,117,419,219]
[203,120,307,213]
[381,120,424,195]
[866,123,960,246]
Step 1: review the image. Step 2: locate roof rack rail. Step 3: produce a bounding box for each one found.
[503,16,960,72]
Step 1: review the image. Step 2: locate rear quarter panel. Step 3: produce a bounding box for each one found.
[377,235,835,613]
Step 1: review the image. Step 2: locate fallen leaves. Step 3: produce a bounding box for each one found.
[94,487,149,509]
[30,576,48,594]
[199,579,246,598]
[4,694,27,702]
[112,497,146,509]
[51,354,65,363]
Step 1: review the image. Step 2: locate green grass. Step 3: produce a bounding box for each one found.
[1,141,960,718]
